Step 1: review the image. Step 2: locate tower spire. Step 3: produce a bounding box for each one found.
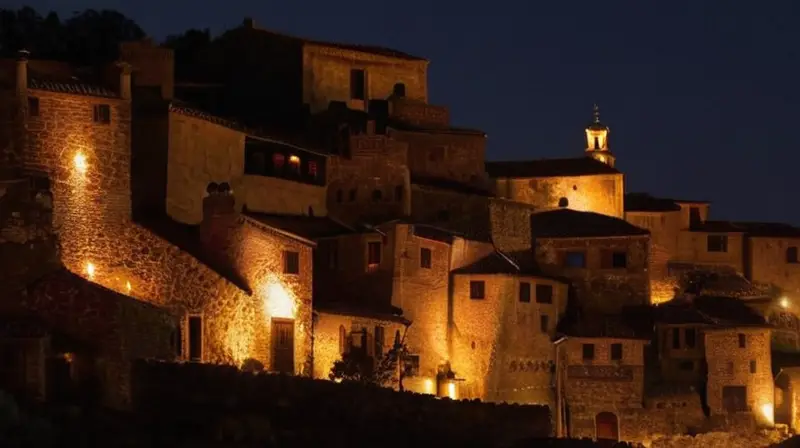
[584,104,614,167]
[593,104,600,124]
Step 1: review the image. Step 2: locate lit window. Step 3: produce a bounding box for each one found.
[288,155,300,173]
[273,154,285,170]
[308,160,318,178]
[367,241,381,269]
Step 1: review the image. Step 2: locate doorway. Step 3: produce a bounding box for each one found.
[595,412,619,441]
[271,319,295,374]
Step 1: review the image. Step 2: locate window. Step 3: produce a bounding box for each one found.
[469,281,485,300]
[540,314,549,333]
[395,185,404,202]
[288,155,301,174]
[558,197,569,208]
[403,354,420,377]
[420,247,432,269]
[28,97,39,117]
[582,344,595,361]
[685,328,696,348]
[534,284,552,304]
[336,189,343,203]
[689,207,701,227]
[519,282,531,303]
[283,251,300,275]
[679,360,694,371]
[339,325,347,355]
[601,250,627,269]
[375,326,385,358]
[367,241,381,268]
[348,189,357,202]
[738,333,746,348]
[272,153,285,171]
[707,235,728,253]
[672,328,681,349]
[350,69,366,100]
[372,189,383,201]
[611,343,623,361]
[564,251,586,268]
[788,247,799,264]
[750,360,757,374]
[93,104,111,124]
[722,385,747,413]
[188,315,203,362]
[392,82,406,97]
[308,160,318,178]
[726,361,734,374]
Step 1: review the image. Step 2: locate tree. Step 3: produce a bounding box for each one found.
[329,334,409,388]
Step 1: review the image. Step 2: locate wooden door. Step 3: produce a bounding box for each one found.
[271,319,294,374]
[595,412,619,441]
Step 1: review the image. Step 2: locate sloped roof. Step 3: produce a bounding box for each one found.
[655,295,769,328]
[410,174,494,196]
[451,251,521,275]
[625,193,682,212]
[315,302,410,325]
[486,156,619,178]
[558,308,654,340]
[244,212,356,240]
[531,209,650,238]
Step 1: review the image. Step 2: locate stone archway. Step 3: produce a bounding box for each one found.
[595,411,619,441]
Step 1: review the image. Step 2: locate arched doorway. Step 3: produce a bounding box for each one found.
[595,412,619,441]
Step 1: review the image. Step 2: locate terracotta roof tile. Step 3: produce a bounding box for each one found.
[486,157,620,178]
[531,209,650,238]
[243,212,356,240]
[625,193,682,212]
[656,295,769,328]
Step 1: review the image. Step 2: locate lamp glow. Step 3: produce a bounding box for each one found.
[73,152,88,173]
[760,402,774,425]
[85,262,95,278]
[780,297,790,309]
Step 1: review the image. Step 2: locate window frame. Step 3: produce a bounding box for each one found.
[707,234,729,253]
[283,250,300,275]
[582,343,595,361]
[610,343,623,361]
[563,251,586,268]
[469,280,485,300]
[93,104,111,124]
[420,247,432,269]
[535,284,554,304]
[519,282,531,303]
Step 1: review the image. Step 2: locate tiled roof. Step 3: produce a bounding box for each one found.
[558,309,653,340]
[243,212,356,240]
[485,156,620,178]
[314,302,410,325]
[451,251,521,275]
[531,209,650,238]
[169,101,247,132]
[625,193,682,212]
[387,120,486,136]
[412,224,458,244]
[410,175,494,196]
[28,74,118,98]
[655,295,769,328]
[689,220,800,237]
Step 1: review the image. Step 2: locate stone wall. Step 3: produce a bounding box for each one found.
[649,429,789,448]
[410,185,491,240]
[450,273,567,405]
[676,230,744,273]
[166,112,327,224]
[131,360,552,447]
[390,97,449,128]
[302,45,428,113]
[626,211,682,304]
[748,237,800,297]
[496,173,624,219]
[704,328,773,425]
[120,39,174,100]
[535,236,650,313]
[390,128,487,186]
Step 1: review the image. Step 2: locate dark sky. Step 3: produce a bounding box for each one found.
[11,0,800,224]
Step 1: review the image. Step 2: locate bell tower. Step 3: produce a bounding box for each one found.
[585,104,614,167]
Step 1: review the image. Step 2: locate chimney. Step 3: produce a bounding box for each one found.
[16,49,29,93]
[243,17,256,29]
[199,182,239,264]
[116,61,132,100]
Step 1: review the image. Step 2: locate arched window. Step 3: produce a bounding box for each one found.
[558,197,569,208]
[339,325,347,355]
[787,246,798,264]
[595,412,619,441]
[393,82,406,97]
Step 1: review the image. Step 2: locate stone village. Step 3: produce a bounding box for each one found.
[1,17,800,444]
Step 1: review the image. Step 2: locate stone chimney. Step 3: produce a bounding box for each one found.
[243,17,256,29]
[116,61,132,100]
[199,182,239,265]
[16,49,29,93]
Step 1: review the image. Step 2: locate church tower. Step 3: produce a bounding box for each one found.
[585,104,615,167]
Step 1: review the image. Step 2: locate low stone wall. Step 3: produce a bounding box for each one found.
[131,360,551,447]
[649,428,790,448]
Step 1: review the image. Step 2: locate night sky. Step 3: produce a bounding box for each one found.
[10,0,800,224]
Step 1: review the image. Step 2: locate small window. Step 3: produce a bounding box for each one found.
[535,284,553,304]
[308,160,318,178]
[469,281,485,300]
[348,189,357,202]
[540,314,549,333]
[611,343,623,361]
[367,241,381,268]
[392,82,406,97]
[372,189,383,201]
[321,240,338,270]
[273,153,285,170]
[685,328,697,348]
[558,197,569,208]
[679,360,694,371]
[395,185,404,202]
[582,344,595,361]
[738,333,746,348]
[519,282,531,303]
[672,328,681,349]
[336,189,343,203]
[350,69,366,100]
[707,235,728,253]
[787,247,798,264]
[283,251,300,275]
[188,315,203,362]
[28,97,39,117]
[564,251,586,268]
[612,251,627,268]
[288,155,301,174]
[420,247,432,269]
[750,360,757,374]
[93,104,111,124]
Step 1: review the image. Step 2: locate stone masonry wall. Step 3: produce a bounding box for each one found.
[704,328,773,425]
[496,173,624,219]
[676,230,744,273]
[450,274,567,406]
[626,211,682,304]
[535,236,650,313]
[748,237,800,297]
[302,45,428,113]
[390,128,487,186]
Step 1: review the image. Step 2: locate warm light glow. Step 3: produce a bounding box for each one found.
[263,277,297,319]
[447,382,457,400]
[424,378,435,394]
[289,155,300,164]
[126,281,132,293]
[85,262,95,279]
[781,297,790,309]
[73,152,88,173]
[761,402,775,425]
